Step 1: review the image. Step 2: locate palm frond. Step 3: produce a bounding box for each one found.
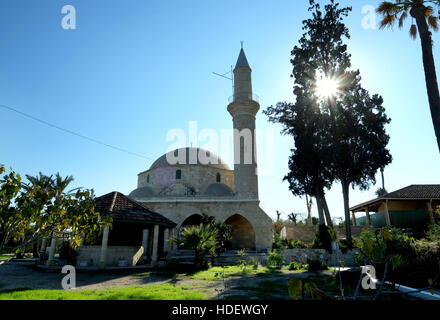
[428,15,439,31]
[409,24,418,39]
[398,11,408,28]
[380,14,397,29]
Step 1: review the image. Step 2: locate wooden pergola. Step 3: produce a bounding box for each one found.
[349,185,440,227]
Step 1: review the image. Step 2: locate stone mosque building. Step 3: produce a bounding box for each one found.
[129,48,273,252]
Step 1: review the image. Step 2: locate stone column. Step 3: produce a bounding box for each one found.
[151,224,160,267]
[427,200,435,224]
[365,208,371,226]
[99,226,110,269]
[384,200,391,226]
[142,229,149,260]
[167,228,174,260]
[163,228,169,253]
[351,212,357,226]
[46,235,57,267]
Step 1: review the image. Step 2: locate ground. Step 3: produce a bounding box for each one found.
[0,261,418,300]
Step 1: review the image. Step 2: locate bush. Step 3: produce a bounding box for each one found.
[287,261,305,271]
[426,223,440,242]
[59,242,78,265]
[267,250,284,269]
[288,240,308,249]
[272,233,287,250]
[306,258,328,272]
[312,225,335,253]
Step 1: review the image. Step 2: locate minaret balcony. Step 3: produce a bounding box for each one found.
[228,93,259,104]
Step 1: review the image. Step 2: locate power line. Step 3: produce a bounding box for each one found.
[0,104,154,161]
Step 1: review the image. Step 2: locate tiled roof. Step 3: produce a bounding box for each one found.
[383,185,440,199]
[350,184,440,212]
[95,192,176,227]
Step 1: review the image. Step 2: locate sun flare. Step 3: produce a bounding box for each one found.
[315,76,339,98]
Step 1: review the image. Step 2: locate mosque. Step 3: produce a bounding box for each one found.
[128,48,273,252]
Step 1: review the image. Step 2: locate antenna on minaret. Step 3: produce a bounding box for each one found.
[241,41,244,49]
[212,66,234,95]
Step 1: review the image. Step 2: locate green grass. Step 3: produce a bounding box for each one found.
[188,266,282,280]
[0,284,205,300]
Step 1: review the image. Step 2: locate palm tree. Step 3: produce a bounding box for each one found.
[170,224,217,269]
[378,0,440,153]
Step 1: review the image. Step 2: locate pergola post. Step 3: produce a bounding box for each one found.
[351,212,357,226]
[151,224,160,267]
[163,228,169,253]
[365,208,371,226]
[46,234,57,267]
[142,229,149,260]
[427,199,435,224]
[99,226,110,269]
[384,200,391,226]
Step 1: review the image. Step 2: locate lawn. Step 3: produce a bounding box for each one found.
[0,284,206,300]
[188,266,282,280]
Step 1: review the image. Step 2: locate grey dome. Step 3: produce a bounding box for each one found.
[129,186,155,198]
[150,147,231,170]
[204,183,234,196]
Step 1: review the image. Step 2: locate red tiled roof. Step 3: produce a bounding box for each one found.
[383,185,440,199]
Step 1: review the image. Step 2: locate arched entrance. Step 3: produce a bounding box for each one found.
[225,214,256,250]
[179,214,203,233]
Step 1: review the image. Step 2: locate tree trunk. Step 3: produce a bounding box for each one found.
[315,195,326,226]
[341,181,352,247]
[305,194,312,225]
[320,193,333,227]
[412,5,440,154]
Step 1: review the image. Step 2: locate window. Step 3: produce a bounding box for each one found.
[146,175,150,184]
[176,169,182,180]
[216,173,221,183]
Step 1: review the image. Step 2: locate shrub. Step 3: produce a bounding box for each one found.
[288,240,308,249]
[272,233,287,250]
[267,250,284,269]
[287,261,305,271]
[312,225,335,253]
[248,257,259,270]
[306,258,328,272]
[59,242,78,265]
[426,223,440,242]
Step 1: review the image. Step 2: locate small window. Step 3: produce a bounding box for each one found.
[176,169,182,180]
[146,175,150,184]
[216,173,221,183]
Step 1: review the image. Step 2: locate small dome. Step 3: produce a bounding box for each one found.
[129,186,155,198]
[204,183,234,196]
[150,147,231,170]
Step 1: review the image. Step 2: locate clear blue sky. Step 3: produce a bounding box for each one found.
[1,0,439,222]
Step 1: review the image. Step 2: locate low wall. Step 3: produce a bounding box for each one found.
[76,245,144,267]
[281,248,359,267]
[280,225,373,243]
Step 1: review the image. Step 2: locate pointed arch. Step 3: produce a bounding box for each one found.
[224,214,256,250]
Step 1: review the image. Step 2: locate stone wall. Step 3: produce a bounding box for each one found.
[76,245,144,267]
[281,248,360,267]
[137,165,234,196]
[280,225,373,243]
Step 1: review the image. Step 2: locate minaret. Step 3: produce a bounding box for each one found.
[228,47,259,199]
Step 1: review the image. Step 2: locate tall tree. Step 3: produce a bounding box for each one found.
[378,0,440,153]
[266,0,392,244]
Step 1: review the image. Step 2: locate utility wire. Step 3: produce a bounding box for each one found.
[0,104,154,161]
